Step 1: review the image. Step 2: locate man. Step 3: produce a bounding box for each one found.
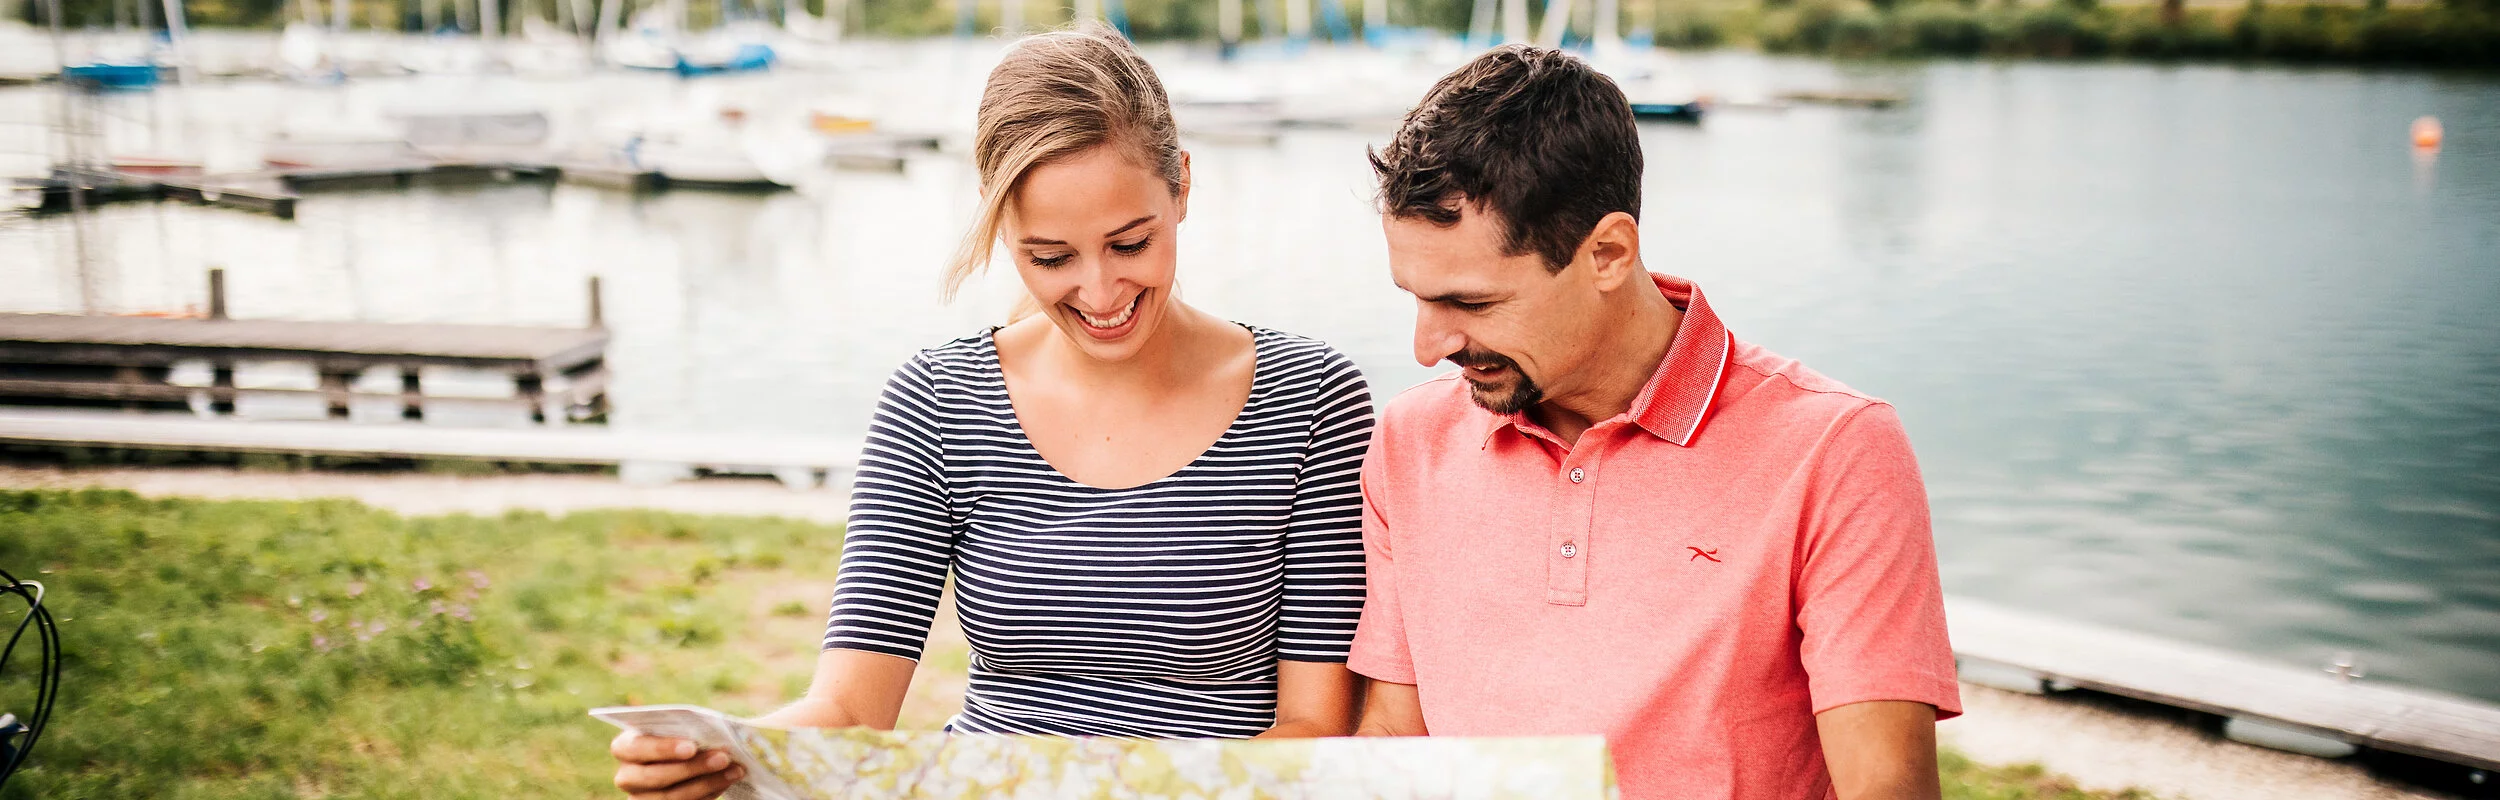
[1348,46,1962,800]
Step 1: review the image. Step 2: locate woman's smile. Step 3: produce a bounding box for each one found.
[1069,290,1145,340]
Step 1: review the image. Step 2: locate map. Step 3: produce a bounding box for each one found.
[592,705,1619,800]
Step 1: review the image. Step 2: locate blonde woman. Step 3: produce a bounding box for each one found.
[609,25,1374,799]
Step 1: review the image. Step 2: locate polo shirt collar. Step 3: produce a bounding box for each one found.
[1479,272,1733,449]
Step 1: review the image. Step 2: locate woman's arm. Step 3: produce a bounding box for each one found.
[1257,660,1362,738]
[1262,351,1376,739]
[753,649,923,729]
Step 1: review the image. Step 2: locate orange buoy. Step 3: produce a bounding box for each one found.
[2412,116,2443,150]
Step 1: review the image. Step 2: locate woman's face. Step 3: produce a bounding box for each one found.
[1004,144,1190,363]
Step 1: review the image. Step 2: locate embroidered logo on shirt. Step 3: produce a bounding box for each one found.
[1688,547,1721,563]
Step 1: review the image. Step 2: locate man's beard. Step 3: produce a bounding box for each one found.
[1451,348,1543,415]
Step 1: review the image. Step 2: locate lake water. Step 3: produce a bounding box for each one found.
[3,41,2495,705]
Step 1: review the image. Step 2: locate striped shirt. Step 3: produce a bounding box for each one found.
[823,325,1375,738]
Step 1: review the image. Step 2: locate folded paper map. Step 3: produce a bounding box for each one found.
[591,704,1619,800]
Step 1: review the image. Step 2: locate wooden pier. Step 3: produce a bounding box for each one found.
[1948,597,2500,774]
[0,272,610,425]
[0,408,861,489]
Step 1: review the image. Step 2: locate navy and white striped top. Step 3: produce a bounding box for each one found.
[822,325,1374,738]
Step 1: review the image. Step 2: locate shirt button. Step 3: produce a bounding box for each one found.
[1560,541,1579,558]
[1568,467,1586,484]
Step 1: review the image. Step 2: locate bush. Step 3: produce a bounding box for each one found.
[2107,9,2238,57]
[1899,2,1991,55]
[1997,4,2109,56]
[1655,9,1732,48]
[1830,4,1892,53]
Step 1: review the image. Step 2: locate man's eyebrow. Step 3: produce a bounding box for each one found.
[1018,215,1157,246]
[1417,290,1502,304]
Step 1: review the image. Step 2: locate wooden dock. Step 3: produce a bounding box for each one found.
[1948,597,2500,773]
[0,281,609,424]
[0,408,861,489]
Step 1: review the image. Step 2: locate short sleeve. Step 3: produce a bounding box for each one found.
[1794,403,1962,719]
[1345,420,1416,684]
[821,355,959,660]
[1277,352,1375,661]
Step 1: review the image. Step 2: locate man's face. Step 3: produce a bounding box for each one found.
[1385,205,1604,415]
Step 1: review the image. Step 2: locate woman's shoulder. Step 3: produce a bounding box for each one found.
[1246,326,1369,399]
[885,329,1001,393]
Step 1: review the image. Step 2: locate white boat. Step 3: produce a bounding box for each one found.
[615,106,816,189]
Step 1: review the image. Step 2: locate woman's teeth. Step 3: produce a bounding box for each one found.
[1076,295,1139,329]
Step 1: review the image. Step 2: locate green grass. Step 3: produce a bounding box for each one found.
[0,488,2148,798]
[0,488,843,799]
[1942,749,2161,800]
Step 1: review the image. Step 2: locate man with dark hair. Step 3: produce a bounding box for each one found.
[1347,45,1961,800]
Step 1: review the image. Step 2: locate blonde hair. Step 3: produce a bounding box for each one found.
[943,23,1187,302]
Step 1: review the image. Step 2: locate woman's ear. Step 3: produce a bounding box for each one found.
[1175,150,1194,223]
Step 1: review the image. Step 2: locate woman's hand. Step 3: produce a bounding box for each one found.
[609,731,746,800]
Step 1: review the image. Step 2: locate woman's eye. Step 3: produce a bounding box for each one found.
[1030,253,1073,268]
[1110,236,1152,255]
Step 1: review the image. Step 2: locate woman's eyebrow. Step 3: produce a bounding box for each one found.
[1018,215,1158,246]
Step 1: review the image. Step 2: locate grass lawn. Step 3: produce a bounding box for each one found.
[0,488,2149,799]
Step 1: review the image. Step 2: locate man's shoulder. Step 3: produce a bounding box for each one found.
[1722,339,1890,419]
[1378,370,1481,429]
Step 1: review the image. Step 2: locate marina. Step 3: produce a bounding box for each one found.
[2,10,2497,795]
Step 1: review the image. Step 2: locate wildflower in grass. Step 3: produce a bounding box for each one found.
[413,577,434,592]
[451,604,475,622]
[467,570,490,589]
[347,580,366,597]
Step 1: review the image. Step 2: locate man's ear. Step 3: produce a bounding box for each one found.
[1580,211,1643,291]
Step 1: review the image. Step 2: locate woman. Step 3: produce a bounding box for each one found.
[611,25,1375,798]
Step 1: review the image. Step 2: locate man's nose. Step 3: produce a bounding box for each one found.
[1413,306,1463,368]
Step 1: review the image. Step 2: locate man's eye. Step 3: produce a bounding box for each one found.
[1453,301,1492,312]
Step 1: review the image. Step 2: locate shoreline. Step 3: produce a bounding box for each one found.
[0,463,2464,799]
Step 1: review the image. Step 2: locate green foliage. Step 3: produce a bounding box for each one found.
[0,489,842,799]
[1751,0,2500,64]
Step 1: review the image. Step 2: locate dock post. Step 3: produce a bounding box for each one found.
[208,267,228,320]
[401,369,425,421]
[320,369,353,420]
[518,373,548,425]
[211,362,235,415]
[587,275,604,329]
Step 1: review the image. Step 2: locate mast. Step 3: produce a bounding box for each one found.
[44,0,97,315]
[1534,0,1567,47]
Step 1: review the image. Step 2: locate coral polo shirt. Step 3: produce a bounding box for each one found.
[1347,273,1961,800]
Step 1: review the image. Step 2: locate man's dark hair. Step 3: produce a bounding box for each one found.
[1369,45,1643,272]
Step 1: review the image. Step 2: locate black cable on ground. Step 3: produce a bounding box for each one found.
[0,567,60,792]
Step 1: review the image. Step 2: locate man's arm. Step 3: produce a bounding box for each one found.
[1352,679,1429,737]
[1815,700,1940,800]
